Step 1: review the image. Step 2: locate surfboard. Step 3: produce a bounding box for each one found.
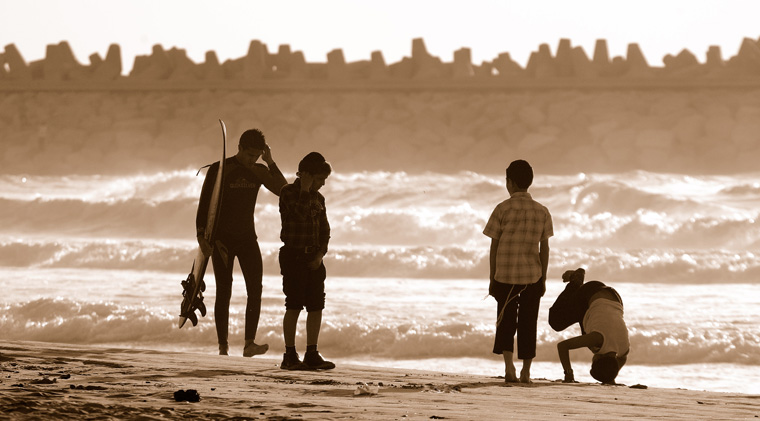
[178,119,227,328]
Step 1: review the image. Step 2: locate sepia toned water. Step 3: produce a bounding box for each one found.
[1,170,759,394]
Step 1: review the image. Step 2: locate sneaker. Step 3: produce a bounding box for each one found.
[219,344,229,356]
[280,352,309,370]
[243,341,269,357]
[304,350,335,370]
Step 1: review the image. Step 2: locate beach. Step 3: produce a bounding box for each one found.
[2,63,760,415]
[4,6,760,419]
[2,169,760,396]
[2,340,758,420]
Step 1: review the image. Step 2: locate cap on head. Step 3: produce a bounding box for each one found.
[239,129,266,150]
[506,159,533,189]
[590,355,620,384]
[298,152,332,175]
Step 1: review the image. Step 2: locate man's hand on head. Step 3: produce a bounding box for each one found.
[262,144,275,166]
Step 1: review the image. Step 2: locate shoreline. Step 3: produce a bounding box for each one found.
[2,340,757,420]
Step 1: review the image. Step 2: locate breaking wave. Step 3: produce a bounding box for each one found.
[1,239,759,283]
[2,297,758,366]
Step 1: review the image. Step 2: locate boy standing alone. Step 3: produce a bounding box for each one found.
[483,159,553,383]
[278,152,335,370]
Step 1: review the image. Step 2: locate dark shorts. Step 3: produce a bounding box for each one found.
[279,246,326,312]
[489,279,543,359]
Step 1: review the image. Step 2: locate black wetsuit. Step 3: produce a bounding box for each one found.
[196,156,286,346]
[549,280,622,334]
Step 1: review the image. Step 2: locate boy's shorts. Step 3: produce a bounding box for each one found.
[279,246,326,312]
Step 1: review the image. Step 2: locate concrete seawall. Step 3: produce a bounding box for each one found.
[2,88,757,175]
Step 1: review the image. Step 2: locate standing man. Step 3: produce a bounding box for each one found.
[483,159,553,383]
[197,128,287,356]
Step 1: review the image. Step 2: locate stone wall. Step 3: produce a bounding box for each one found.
[1,89,758,175]
[3,37,760,86]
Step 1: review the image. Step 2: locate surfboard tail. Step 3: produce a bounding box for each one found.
[179,120,227,330]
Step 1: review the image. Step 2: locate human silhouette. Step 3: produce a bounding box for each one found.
[278,152,335,370]
[549,268,630,384]
[483,159,553,383]
[197,128,287,356]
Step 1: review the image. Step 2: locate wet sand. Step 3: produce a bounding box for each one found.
[1,340,758,420]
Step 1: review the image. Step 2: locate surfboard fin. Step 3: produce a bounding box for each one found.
[187,311,198,327]
[181,273,195,297]
[196,301,207,317]
[194,295,207,317]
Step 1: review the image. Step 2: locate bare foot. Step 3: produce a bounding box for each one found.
[520,368,532,384]
[505,366,519,383]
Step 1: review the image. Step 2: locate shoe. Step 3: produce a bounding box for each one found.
[243,341,269,357]
[304,350,335,370]
[219,344,229,356]
[280,352,309,370]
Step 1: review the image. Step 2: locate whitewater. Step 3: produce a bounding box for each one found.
[1,170,759,394]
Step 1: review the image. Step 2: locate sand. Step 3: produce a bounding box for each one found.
[1,340,758,420]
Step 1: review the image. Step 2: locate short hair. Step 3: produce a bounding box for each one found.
[506,160,533,189]
[239,129,266,150]
[590,355,620,384]
[298,152,332,175]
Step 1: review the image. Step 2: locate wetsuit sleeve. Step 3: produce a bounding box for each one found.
[251,163,287,197]
[195,162,219,236]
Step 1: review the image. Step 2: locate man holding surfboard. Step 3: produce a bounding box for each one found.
[196,128,287,356]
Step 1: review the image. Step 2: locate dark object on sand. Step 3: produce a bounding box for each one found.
[174,389,201,402]
[629,384,648,389]
[70,384,107,390]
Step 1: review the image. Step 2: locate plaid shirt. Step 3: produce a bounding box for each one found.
[483,192,553,285]
[279,179,330,254]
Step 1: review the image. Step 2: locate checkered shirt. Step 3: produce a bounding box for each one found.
[279,180,330,254]
[483,192,553,285]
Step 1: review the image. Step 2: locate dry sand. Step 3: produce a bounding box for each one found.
[1,340,758,420]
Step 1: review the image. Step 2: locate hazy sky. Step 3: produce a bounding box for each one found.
[2,0,759,71]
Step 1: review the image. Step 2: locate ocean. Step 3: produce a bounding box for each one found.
[1,169,758,394]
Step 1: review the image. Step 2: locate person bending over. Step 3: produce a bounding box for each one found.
[550,268,630,384]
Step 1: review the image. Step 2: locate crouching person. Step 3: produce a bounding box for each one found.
[279,152,335,371]
[550,268,629,384]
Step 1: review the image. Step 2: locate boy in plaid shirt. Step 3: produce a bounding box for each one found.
[483,159,553,383]
[278,152,334,370]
